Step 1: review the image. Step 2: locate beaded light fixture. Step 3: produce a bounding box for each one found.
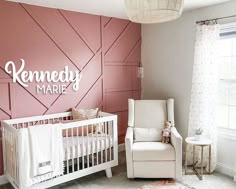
[124,0,184,24]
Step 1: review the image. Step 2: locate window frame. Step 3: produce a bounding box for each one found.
[217,22,236,133]
[220,22,236,39]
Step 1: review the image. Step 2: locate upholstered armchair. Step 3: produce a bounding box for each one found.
[125,99,182,179]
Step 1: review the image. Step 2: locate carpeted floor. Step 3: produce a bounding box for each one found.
[1,152,236,189]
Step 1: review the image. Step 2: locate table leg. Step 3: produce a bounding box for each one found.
[193,145,195,170]
[209,145,211,174]
[185,144,188,175]
[200,146,203,180]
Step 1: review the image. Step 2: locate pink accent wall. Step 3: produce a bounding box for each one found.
[0,1,141,175]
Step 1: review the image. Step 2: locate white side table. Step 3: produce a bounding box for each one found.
[185,137,212,180]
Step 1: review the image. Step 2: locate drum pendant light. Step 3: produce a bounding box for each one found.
[124,0,184,24]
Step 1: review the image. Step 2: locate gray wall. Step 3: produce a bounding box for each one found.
[141,0,236,176]
[142,0,236,139]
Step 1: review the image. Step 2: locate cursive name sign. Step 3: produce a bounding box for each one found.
[5,59,82,94]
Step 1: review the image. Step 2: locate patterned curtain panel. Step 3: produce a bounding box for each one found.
[187,24,220,172]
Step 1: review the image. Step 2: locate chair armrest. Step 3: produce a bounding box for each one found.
[125,127,134,178]
[125,127,134,145]
[171,127,182,179]
[171,127,182,143]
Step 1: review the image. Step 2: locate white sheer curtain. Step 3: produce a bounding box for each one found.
[187,24,220,172]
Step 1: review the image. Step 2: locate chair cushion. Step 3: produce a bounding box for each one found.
[134,100,167,129]
[132,142,175,161]
[134,128,162,142]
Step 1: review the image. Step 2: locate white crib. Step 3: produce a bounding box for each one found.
[1,111,118,189]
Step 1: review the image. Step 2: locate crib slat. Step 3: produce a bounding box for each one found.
[105,122,107,163]
[82,126,85,170]
[16,133,19,185]
[91,124,94,167]
[7,130,10,175]
[101,124,103,164]
[5,130,8,175]
[10,132,13,177]
[13,132,16,182]
[66,129,69,174]
[87,125,89,168]
[96,124,99,166]
[77,126,80,171]
[112,120,115,160]
[7,131,10,176]
[2,128,5,175]
[109,121,112,161]
[14,135,17,181]
[12,133,14,180]
[71,128,74,173]
[9,131,12,175]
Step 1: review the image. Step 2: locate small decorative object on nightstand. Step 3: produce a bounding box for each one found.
[185,137,212,180]
[194,128,203,141]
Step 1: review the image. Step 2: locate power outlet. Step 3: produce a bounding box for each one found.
[137,67,144,78]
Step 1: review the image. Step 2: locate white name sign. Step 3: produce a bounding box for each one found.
[5,59,82,94]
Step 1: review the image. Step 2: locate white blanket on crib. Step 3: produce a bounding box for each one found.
[18,124,64,188]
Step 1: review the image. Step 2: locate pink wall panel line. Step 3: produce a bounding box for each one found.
[60,10,102,54]
[0,1,141,175]
[103,16,141,143]
[22,4,94,71]
[104,18,129,53]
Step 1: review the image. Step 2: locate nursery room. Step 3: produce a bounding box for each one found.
[0,0,236,189]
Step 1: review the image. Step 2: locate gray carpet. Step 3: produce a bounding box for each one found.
[1,152,236,189]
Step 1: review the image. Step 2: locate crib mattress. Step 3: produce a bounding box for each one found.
[63,135,113,160]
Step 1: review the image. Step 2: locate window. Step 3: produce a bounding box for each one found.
[216,23,236,130]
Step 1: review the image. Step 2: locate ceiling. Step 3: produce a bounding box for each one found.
[6,0,231,19]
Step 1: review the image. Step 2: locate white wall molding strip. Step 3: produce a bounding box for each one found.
[216,162,235,177]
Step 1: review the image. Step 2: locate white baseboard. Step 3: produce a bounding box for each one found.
[0,175,8,185]
[118,143,125,152]
[216,162,235,177]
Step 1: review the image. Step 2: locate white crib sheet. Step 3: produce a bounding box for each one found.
[63,135,113,160]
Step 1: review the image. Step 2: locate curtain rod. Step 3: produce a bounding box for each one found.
[196,15,236,24]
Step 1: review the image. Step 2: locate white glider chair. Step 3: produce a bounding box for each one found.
[125,99,182,179]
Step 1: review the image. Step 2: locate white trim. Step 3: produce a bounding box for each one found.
[118,143,125,152]
[220,22,236,31]
[216,162,235,177]
[217,128,236,141]
[234,175,236,182]
[220,22,236,39]
[0,175,9,185]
